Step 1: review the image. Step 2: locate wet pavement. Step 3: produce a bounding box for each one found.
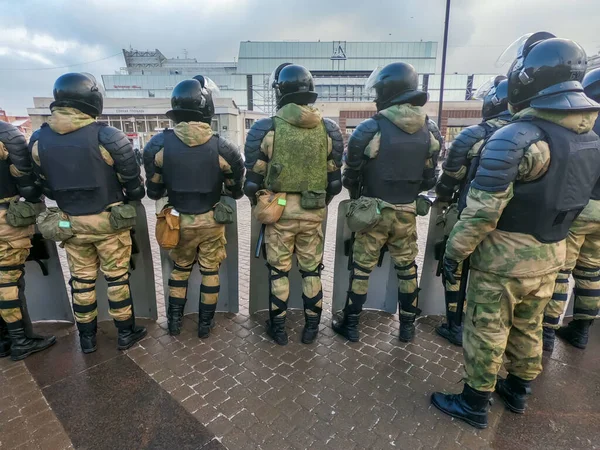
[2,195,600,449]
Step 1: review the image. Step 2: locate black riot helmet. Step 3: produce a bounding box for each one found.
[50,72,104,117]
[366,62,428,111]
[479,76,510,120]
[507,33,598,111]
[166,77,218,124]
[583,68,600,102]
[270,63,318,108]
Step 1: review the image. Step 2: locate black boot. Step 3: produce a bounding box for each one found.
[266,315,288,346]
[332,311,360,342]
[495,374,532,414]
[198,303,216,339]
[77,319,97,354]
[116,318,147,350]
[431,384,491,429]
[399,314,417,342]
[556,319,593,349]
[7,323,56,361]
[301,312,321,344]
[0,317,11,358]
[436,291,463,346]
[167,300,185,336]
[542,326,556,352]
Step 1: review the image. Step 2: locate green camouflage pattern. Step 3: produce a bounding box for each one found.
[265,219,324,317]
[464,269,556,391]
[352,204,419,316]
[0,213,33,324]
[266,114,328,193]
[544,199,600,327]
[513,107,599,135]
[169,212,226,306]
[48,107,95,134]
[173,121,213,147]
[64,219,133,324]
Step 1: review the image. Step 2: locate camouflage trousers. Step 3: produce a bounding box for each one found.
[265,219,324,318]
[543,220,600,328]
[168,214,226,309]
[445,261,464,312]
[64,230,133,325]
[0,239,31,325]
[352,208,419,317]
[464,269,556,392]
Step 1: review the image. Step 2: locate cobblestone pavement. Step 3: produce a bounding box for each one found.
[9,192,600,449]
[0,357,73,450]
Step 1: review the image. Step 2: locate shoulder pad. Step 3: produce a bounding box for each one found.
[323,118,343,166]
[471,121,544,192]
[443,124,488,172]
[244,118,273,169]
[98,125,129,149]
[143,132,165,156]
[0,121,27,151]
[348,118,379,150]
[218,135,240,155]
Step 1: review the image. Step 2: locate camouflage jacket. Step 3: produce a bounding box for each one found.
[244,103,343,222]
[143,121,244,201]
[343,104,442,200]
[445,107,600,278]
[30,107,144,202]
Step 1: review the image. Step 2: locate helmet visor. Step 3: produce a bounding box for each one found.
[202,77,220,97]
[496,34,534,68]
[365,66,384,92]
[81,72,105,97]
[473,76,496,100]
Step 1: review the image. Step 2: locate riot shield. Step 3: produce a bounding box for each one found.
[418,200,451,315]
[96,201,158,321]
[23,233,73,323]
[159,196,239,314]
[249,216,327,314]
[332,200,398,314]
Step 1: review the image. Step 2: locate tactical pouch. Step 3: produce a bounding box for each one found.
[254,190,286,225]
[37,207,74,242]
[6,200,38,227]
[155,206,180,249]
[213,202,235,224]
[300,190,327,210]
[346,197,383,232]
[109,204,137,230]
[416,195,433,217]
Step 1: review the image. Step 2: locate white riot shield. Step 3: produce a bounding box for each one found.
[95,201,157,321]
[159,197,239,314]
[249,215,327,314]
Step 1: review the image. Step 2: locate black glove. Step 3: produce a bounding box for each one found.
[443,256,459,285]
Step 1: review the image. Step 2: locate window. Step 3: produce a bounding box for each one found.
[123,120,135,133]
[245,118,254,129]
[211,119,219,133]
[109,117,122,130]
[135,119,146,133]
[148,119,159,132]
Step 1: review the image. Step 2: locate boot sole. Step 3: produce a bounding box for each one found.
[431,394,488,429]
[10,338,57,361]
[332,326,359,342]
[435,327,463,347]
[398,336,414,343]
[556,332,587,349]
[82,346,98,354]
[118,329,148,350]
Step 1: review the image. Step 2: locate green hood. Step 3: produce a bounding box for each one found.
[174,121,214,147]
[379,104,426,134]
[48,107,95,135]
[275,104,322,129]
[514,107,599,134]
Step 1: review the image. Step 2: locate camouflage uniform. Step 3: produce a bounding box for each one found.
[444,107,599,392]
[0,120,55,360]
[244,103,343,343]
[30,107,145,348]
[144,121,244,335]
[342,104,440,340]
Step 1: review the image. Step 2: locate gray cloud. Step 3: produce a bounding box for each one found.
[1,0,599,114]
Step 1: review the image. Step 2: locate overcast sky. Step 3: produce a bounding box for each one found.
[1,0,599,115]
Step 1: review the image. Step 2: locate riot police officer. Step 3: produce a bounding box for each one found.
[435,76,512,346]
[542,67,600,352]
[144,76,244,338]
[0,121,56,360]
[30,72,146,354]
[244,63,343,345]
[431,33,600,428]
[334,62,441,343]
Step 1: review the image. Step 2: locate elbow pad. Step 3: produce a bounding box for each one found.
[327,171,342,196]
[125,184,145,202]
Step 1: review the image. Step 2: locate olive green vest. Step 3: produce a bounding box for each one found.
[265,117,328,193]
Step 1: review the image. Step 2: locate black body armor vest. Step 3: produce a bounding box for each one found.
[362,116,430,204]
[38,123,124,216]
[497,118,600,243]
[590,118,600,201]
[162,130,223,214]
[0,158,17,201]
